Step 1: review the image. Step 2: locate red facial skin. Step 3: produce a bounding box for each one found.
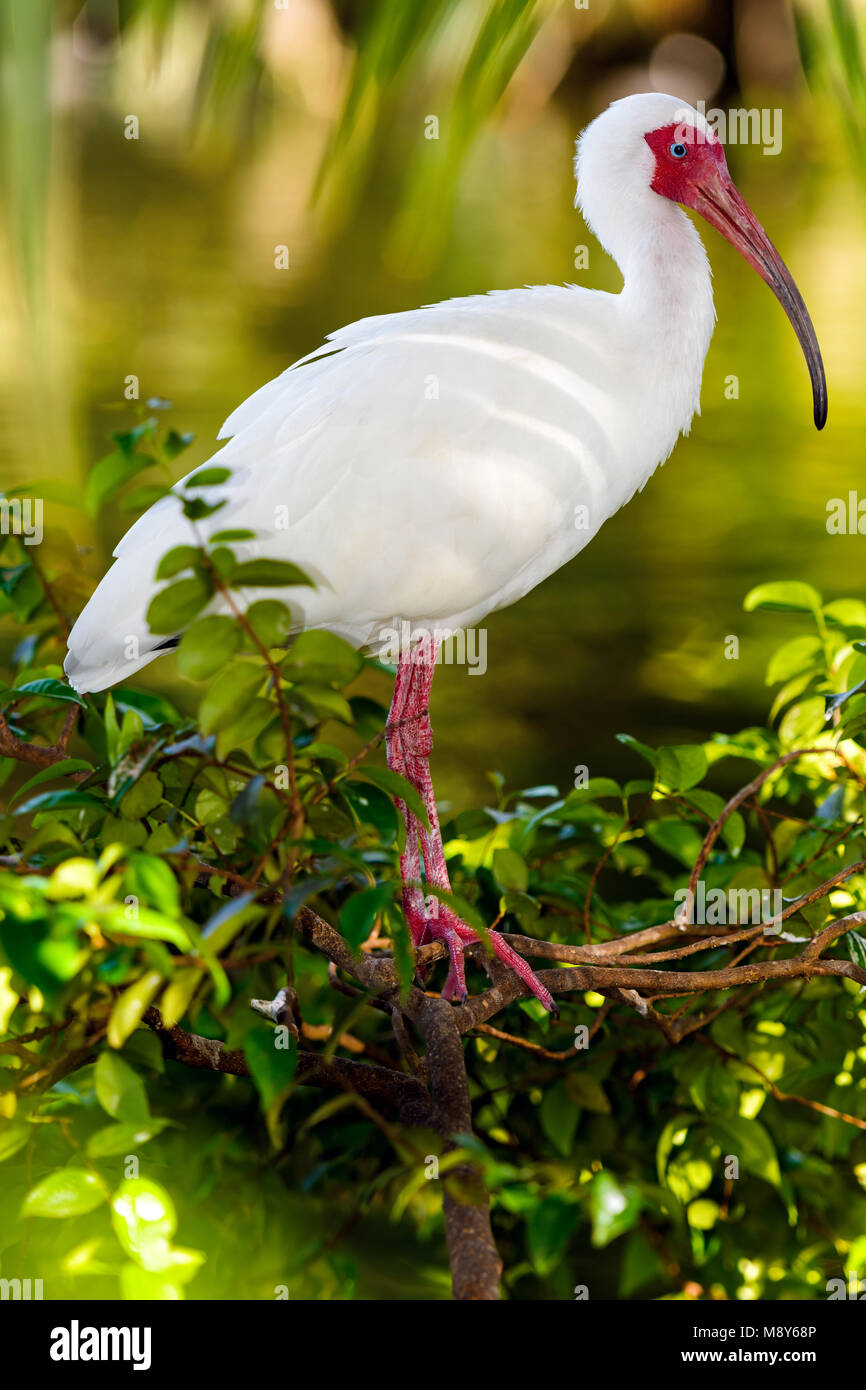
[644,120,827,430]
[645,121,728,204]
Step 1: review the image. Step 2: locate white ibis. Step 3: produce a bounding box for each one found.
[65,93,826,1014]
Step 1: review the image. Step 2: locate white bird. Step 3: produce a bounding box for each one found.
[66,92,826,1013]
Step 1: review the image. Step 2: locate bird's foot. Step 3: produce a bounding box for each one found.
[419,901,558,1017]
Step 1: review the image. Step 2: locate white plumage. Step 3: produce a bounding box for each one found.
[65,92,820,695]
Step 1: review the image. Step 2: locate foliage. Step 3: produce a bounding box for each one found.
[796,0,866,181]
[2,424,866,1300]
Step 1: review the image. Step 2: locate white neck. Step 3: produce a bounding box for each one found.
[614,207,716,442]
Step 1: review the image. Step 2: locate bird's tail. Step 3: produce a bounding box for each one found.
[64,554,175,694]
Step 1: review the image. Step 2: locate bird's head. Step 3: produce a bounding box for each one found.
[576,92,827,430]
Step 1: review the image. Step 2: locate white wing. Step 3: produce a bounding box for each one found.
[65,284,675,692]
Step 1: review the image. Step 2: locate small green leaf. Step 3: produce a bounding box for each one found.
[283,630,362,685]
[708,1115,782,1190]
[744,581,822,614]
[108,970,164,1049]
[186,467,231,487]
[540,1081,579,1157]
[492,847,529,892]
[146,574,212,635]
[86,450,154,516]
[95,1050,151,1124]
[616,733,657,768]
[656,745,707,792]
[9,758,94,808]
[349,767,429,831]
[244,1026,298,1111]
[87,1120,167,1157]
[766,635,823,685]
[177,615,241,680]
[119,771,164,820]
[163,429,195,459]
[199,665,264,735]
[14,787,105,816]
[210,528,256,543]
[340,883,394,948]
[123,853,180,915]
[12,679,87,707]
[527,1195,581,1275]
[231,559,314,588]
[246,600,293,649]
[589,1171,642,1248]
[23,1168,106,1218]
[155,545,202,581]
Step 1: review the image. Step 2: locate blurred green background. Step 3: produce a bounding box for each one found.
[1,0,864,808]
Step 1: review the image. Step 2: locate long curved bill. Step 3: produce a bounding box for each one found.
[689,169,827,430]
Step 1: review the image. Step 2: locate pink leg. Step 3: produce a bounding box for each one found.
[385,656,427,947]
[387,635,557,1016]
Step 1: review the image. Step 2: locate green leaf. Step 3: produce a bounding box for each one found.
[87,1120,167,1157]
[245,600,293,649]
[231,559,314,588]
[744,581,822,614]
[8,758,94,808]
[708,1115,782,1190]
[588,1171,642,1248]
[199,664,264,735]
[119,770,164,820]
[565,1072,611,1114]
[163,429,195,459]
[158,968,204,1029]
[120,484,172,512]
[0,1124,30,1163]
[186,467,231,487]
[283,629,362,684]
[340,883,394,948]
[824,598,866,628]
[645,818,703,867]
[847,930,866,974]
[12,678,86,707]
[350,767,429,831]
[95,1050,151,1125]
[14,787,105,816]
[155,545,202,580]
[123,853,180,915]
[177,615,241,680]
[181,496,225,522]
[111,1176,200,1279]
[22,1168,106,1218]
[244,1026,298,1111]
[616,733,657,768]
[656,745,708,792]
[201,892,263,952]
[293,684,354,724]
[766,635,824,685]
[657,1114,696,1184]
[108,970,164,1049]
[146,574,212,635]
[568,776,622,803]
[210,528,256,543]
[492,846,529,892]
[527,1195,580,1275]
[540,1080,579,1157]
[86,450,154,516]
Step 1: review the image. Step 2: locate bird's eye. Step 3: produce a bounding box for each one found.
[669,142,688,159]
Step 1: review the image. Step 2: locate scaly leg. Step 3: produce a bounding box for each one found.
[386,634,557,1016]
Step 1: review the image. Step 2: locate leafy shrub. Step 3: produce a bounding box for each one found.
[1,420,866,1299]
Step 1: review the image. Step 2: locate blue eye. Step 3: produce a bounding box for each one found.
[670,142,688,158]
